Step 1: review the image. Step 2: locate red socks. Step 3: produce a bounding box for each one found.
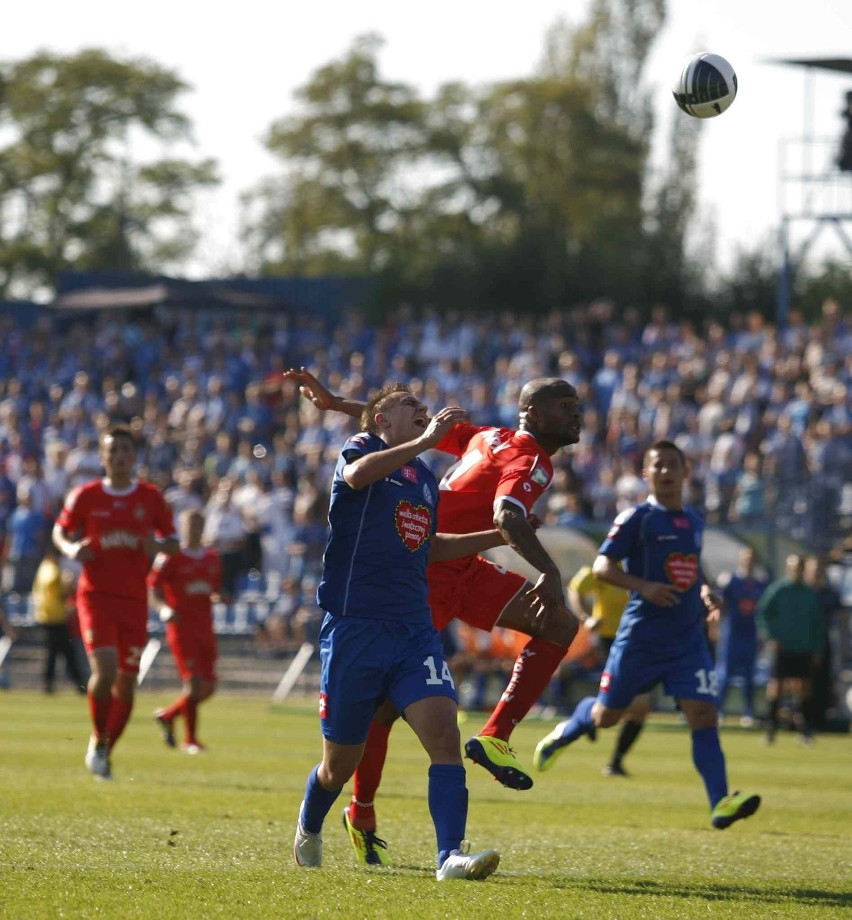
[105,696,133,748]
[158,695,202,744]
[183,698,199,744]
[88,692,111,741]
[159,694,189,723]
[479,637,566,740]
[349,720,393,831]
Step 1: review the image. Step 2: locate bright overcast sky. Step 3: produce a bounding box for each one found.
[5,0,852,277]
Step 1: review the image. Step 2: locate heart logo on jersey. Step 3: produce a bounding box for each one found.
[395,501,431,552]
[664,553,699,591]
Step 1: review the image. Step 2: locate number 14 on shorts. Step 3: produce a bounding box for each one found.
[424,656,455,688]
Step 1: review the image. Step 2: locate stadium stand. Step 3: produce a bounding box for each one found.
[0,287,849,715]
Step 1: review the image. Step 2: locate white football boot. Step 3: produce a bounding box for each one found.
[84,735,112,780]
[436,842,500,881]
[294,802,322,868]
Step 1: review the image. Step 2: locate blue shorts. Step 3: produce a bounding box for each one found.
[598,630,717,710]
[318,613,458,745]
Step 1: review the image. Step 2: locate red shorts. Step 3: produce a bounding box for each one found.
[76,592,148,674]
[165,622,218,682]
[428,556,527,633]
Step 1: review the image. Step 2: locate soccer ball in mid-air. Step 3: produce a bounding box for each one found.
[672,52,737,118]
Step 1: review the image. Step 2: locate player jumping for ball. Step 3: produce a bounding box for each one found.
[294,385,505,879]
[285,367,581,866]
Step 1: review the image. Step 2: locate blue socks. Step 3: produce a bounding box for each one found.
[429,763,468,867]
[691,727,728,808]
[300,764,342,834]
[554,696,597,748]
[301,760,470,863]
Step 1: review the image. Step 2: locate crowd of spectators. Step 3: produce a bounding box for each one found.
[0,297,849,654]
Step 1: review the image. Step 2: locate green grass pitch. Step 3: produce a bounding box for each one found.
[1,691,849,919]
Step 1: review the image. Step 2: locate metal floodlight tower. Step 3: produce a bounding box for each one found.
[769,57,852,326]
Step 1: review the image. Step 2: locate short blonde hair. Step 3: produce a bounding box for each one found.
[360,382,412,435]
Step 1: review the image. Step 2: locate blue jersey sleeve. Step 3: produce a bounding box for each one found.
[598,505,645,561]
[340,432,379,462]
[334,433,385,481]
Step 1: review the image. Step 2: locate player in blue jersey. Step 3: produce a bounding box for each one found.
[294,383,503,880]
[533,441,761,830]
[715,547,767,727]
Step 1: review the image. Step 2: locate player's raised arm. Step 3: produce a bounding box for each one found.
[284,367,365,419]
[343,406,468,490]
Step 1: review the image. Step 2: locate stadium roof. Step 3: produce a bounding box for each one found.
[49,279,284,312]
[49,271,371,319]
[767,57,852,74]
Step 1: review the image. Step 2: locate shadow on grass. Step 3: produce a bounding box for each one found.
[564,878,851,908]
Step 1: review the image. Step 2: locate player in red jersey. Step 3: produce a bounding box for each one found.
[52,426,178,779]
[284,368,581,865]
[149,509,223,754]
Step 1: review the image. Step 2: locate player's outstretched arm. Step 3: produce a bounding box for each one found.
[430,529,505,563]
[284,367,365,419]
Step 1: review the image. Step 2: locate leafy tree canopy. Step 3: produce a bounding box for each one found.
[0,48,218,298]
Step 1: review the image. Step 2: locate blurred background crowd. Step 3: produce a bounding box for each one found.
[0,298,849,682]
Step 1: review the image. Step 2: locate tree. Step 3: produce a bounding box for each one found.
[794,258,852,319]
[716,238,779,318]
[0,49,218,298]
[243,34,427,276]
[244,3,691,316]
[381,1,673,314]
[414,0,671,312]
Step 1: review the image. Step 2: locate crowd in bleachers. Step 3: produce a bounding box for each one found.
[0,297,850,651]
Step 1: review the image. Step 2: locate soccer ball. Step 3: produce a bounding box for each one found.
[672,52,737,118]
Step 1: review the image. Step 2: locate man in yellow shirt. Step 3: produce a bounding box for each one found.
[32,545,86,694]
[556,563,650,776]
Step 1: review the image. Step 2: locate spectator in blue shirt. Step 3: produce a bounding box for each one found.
[2,485,48,594]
